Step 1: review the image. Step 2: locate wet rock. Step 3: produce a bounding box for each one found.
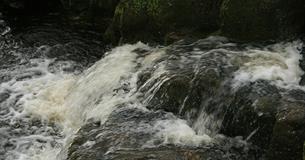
[267,97,305,160]
[67,107,259,160]
[105,0,223,44]
[104,146,258,160]
[218,82,305,160]
[143,38,238,120]
[0,91,10,103]
[67,108,168,159]
[220,81,280,149]
[220,0,305,41]
[136,39,305,159]
[299,39,305,85]
[146,76,192,113]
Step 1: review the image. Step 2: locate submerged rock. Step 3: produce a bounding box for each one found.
[220,0,305,41]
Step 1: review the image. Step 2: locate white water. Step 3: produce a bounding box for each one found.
[14,43,152,159]
[1,42,210,159]
[154,119,212,146]
[232,41,304,89]
[24,43,146,134]
[192,40,304,137]
[1,38,304,159]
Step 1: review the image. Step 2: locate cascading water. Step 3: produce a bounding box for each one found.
[0,16,304,160]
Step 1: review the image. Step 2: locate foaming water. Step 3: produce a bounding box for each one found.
[154,119,212,146]
[232,41,304,89]
[192,40,304,138]
[0,35,304,159]
[8,43,149,159]
[24,43,145,134]
[0,56,71,160]
[18,42,216,159]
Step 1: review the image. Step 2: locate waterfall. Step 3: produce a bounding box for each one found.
[0,34,303,159]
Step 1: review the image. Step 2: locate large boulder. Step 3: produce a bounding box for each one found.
[267,91,305,160]
[105,0,223,44]
[220,81,280,149]
[137,38,305,159]
[142,38,237,121]
[220,0,305,41]
[221,84,305,160]
[67,37,305,159]
[67,107,258,160]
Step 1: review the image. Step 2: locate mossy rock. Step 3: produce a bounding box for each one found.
[220,0,305,41]
[106,0,223,44]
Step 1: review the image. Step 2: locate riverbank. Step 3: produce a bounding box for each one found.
[1,0,304,45]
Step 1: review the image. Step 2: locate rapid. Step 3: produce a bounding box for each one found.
[0,16,304,160]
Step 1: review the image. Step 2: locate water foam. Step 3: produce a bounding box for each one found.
[232,41,304,89]
[13,43,148,159]
[16,42,212,158]
[0,56,71,160]
[154,119,212,146]
[3,39,303,159]
[19,43,152,130]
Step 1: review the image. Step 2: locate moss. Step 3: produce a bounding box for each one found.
[146,0,162,17]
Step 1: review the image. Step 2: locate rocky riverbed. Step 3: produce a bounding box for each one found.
[0,0,304,160]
